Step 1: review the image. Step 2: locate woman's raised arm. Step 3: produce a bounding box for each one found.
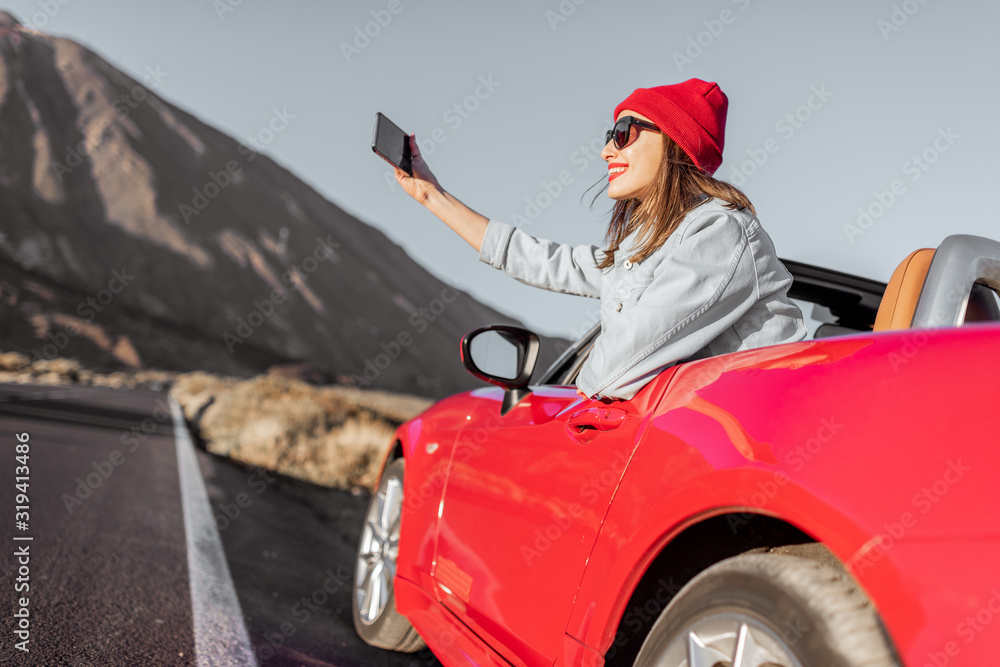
[394,133,490,252]
[394,133,604,299]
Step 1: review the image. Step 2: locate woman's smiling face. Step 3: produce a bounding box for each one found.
[601,110,664,202]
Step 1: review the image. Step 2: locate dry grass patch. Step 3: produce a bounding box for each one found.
[0,351,174,388]
[170,372,432,490]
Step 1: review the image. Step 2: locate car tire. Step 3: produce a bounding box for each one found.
[632,552,899,666]
[352,457,426,653]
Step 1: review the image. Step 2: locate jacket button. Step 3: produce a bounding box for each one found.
[623,259,633,270]
[615,302,622,312]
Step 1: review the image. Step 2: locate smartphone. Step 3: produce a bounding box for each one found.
[371,112,412,176]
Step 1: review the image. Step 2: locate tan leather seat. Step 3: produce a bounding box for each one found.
[873,248,935,331]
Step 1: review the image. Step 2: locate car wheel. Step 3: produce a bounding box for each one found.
[352,457,426,652]
[633,552,898,666]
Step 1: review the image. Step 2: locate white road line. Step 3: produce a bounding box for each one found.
[171,395,259,666]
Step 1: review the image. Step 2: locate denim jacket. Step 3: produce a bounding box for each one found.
[478,197,808,401]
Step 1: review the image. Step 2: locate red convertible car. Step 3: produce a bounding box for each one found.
[352,234,1000,666]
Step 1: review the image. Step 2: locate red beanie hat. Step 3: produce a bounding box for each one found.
[613,78,728,175]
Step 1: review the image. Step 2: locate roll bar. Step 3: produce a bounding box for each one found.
[911,234,1000,328]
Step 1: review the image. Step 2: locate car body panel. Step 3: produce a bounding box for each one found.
[395,394,469,593]
[424,373,680,666]
[863,540,1000,665]
[388,321,1000,666]
[430,385,612,666]
[394,575,513,666]
[561,324,1000,663]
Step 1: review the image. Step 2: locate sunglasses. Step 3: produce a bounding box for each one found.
[606,116,660,150]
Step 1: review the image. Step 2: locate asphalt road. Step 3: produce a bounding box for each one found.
[0,383,442,666]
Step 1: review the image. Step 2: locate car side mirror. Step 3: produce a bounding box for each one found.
[460,324,540,415]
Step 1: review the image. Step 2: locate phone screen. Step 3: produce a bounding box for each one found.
[371,112,412,176]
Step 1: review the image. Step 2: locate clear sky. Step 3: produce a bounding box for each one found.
[9,0,999,340]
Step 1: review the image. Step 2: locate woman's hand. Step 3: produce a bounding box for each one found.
[576,387,589,399]
[394,133,443,205]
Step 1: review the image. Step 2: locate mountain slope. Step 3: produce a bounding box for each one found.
[0,12,569,398]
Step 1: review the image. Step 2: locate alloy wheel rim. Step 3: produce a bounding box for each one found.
[355,475,402,625]
[658,611,804,667]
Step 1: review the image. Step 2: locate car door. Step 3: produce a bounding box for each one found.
[430,381,651,667]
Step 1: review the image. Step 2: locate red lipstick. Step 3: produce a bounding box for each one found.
[608,163,628,182]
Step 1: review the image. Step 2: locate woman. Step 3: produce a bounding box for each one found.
[392,78,808,401]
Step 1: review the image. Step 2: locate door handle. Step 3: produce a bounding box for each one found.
[568,406,628,432]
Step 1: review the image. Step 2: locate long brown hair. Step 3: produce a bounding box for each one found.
[591,133,755,270]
